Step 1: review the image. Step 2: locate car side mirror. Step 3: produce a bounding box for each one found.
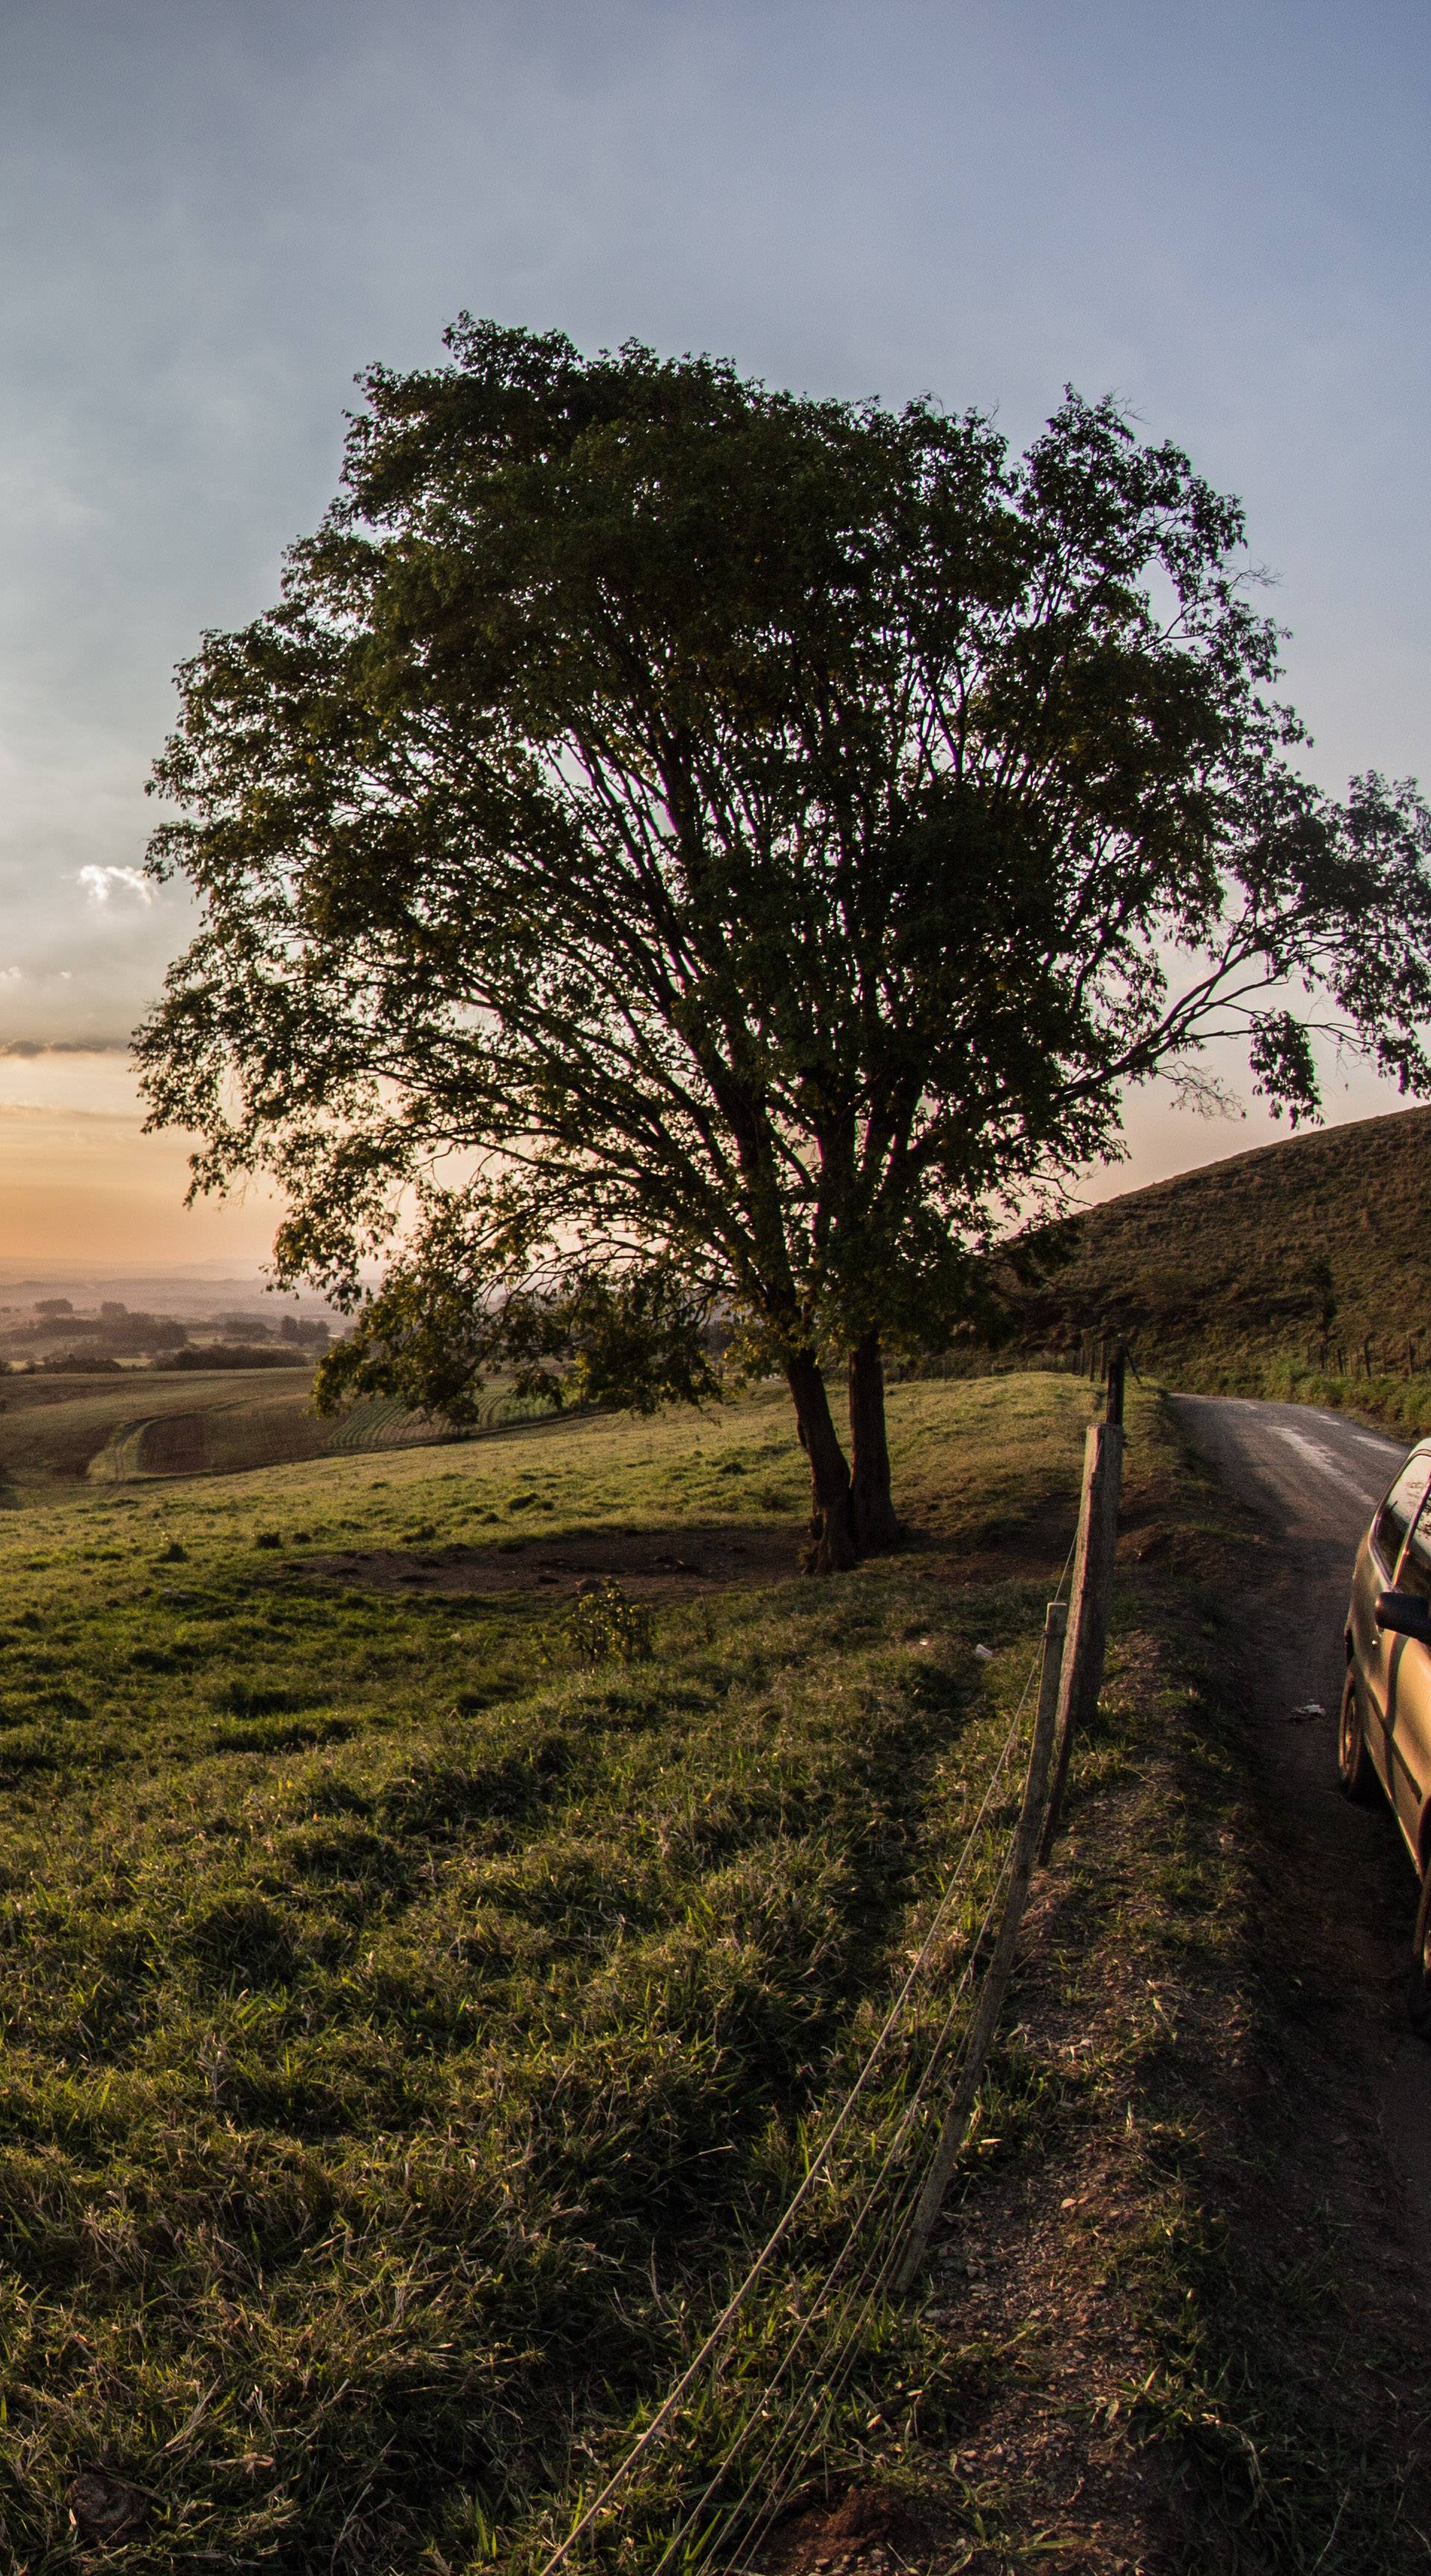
[1375,1589,1431,1641]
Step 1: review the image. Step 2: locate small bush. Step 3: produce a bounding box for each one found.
[564,1578,654,1665]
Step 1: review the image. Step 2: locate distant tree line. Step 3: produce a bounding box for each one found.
[0,1301,330,1370]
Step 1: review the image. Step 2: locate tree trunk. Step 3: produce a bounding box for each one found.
[785,1351,860,1572]
[848,1330,901,1554]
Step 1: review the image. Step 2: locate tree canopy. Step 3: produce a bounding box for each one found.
[137,318,1431,1566]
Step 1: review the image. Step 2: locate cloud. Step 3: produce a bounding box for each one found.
[0,1038,131,1057]
[78,865,154,907]
[0,1099,136,1124]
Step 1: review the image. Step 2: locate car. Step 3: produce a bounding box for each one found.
[1342,1435,1431,2030]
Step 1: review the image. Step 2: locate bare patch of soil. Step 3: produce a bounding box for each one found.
[760,2484,935,2574]
[303,1518,805,1600]
[304,1508,1112,1607]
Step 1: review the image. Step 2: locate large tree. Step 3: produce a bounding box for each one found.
[137,321,1431,1568]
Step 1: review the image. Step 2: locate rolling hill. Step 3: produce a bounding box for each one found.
[1007,1103,1431,1374]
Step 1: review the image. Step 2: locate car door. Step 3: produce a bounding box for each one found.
[1353,1447,1431,1823]
[1382,1477,1431,1852]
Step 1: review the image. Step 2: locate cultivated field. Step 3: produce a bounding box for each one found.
[0,1368,505,1501]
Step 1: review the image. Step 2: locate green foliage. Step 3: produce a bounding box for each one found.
[157,1342,306,1369]
[136,321,1431,1454]
[562,1576,656,1666]
[313,1232,721,1424]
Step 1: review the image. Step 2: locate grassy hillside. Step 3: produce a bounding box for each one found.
[1008,1102,1431,1376]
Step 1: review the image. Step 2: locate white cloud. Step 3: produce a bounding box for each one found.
[78,864,154,907]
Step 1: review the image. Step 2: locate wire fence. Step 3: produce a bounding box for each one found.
[528,1514,1091,2576]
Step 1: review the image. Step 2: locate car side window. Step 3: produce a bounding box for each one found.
[1374,1454,1431,1575]
[1399,1489,1431,1600]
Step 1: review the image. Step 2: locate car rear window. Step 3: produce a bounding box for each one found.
[1374,1453,1431,1573]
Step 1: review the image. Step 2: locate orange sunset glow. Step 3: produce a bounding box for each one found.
[0,1052,278,1266]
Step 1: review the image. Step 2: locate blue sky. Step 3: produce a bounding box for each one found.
[0,0,1426,1255]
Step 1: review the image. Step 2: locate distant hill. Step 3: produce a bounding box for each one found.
[1006,1105,1431,1373]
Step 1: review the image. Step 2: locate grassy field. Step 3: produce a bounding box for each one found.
[0,1374,1103,2572]
[0,1374,1418,2572]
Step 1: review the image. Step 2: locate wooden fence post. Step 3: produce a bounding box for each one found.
[893,1596,1067,2296]
[1037,1406,1125,1866]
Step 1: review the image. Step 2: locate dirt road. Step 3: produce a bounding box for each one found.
[1171,1393,1431,2269]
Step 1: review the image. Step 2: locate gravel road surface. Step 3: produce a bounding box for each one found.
[1171,1393,1431,2270]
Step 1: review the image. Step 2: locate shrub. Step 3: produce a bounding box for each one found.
[564,1579,654,1665]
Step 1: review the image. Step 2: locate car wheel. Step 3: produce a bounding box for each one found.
[1410,1863,1431,2041]
[1337,1667,1375,1802]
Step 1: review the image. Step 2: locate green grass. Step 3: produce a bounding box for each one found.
[0,1374,1096,2571]
[0,1373,1415,2572]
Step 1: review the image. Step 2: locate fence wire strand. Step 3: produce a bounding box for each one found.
[660,1847,1019,2574]
[538,1533,1078,2576]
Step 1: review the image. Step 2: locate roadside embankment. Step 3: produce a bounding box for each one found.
[1145,1348,1431,1442]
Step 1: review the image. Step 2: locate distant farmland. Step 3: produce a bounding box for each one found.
[0,1369,547,1500]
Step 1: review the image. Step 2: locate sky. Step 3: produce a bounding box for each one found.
[0,0,1427,1264]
